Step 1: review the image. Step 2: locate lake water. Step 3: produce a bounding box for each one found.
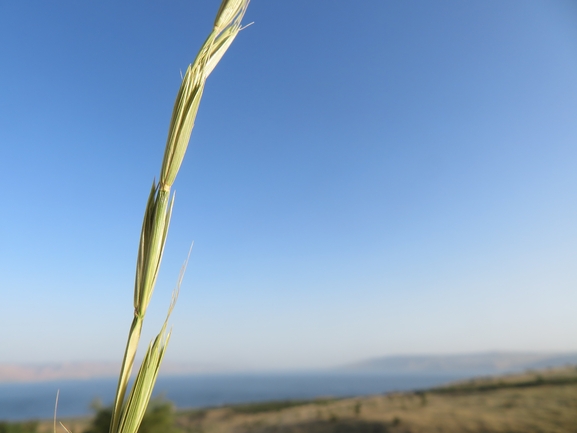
[0,373,465,421]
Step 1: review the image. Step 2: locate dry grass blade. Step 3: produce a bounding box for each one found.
[53,389,59,433]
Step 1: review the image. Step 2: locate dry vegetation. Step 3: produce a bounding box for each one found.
[35,366,577,433]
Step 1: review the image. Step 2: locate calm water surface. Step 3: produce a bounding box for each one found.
[0,373,465,421]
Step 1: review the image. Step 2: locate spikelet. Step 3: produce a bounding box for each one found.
[159,0,248,190]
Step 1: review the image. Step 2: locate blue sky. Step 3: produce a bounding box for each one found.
[1,1,577,371]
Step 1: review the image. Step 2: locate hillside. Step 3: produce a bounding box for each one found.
[36,365,577,433]
[172,366,577,433]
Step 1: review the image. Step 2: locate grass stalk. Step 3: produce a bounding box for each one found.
[108,2,250,433]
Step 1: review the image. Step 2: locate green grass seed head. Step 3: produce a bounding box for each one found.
[159,0,248,191]
[108,2,250,433]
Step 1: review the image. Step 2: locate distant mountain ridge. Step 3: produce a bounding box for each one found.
[0,362,119,383]
[3,352,577,383]
[343,352,577,375]
[0,361,220,383]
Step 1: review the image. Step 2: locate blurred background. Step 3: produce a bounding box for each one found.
[1,0,577,420]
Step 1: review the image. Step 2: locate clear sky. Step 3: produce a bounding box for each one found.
[1,1,577,371]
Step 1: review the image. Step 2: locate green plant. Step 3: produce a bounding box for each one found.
[0,422,38,433]
[353,401,362,416]
[105,3,250,433]
[85,399,181,433]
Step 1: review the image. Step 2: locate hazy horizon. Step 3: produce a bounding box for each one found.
[1,1,577,371]
[2,350,576,384]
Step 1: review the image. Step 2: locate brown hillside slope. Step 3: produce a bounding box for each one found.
[174,367,577,433]
[41,366,577,433]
